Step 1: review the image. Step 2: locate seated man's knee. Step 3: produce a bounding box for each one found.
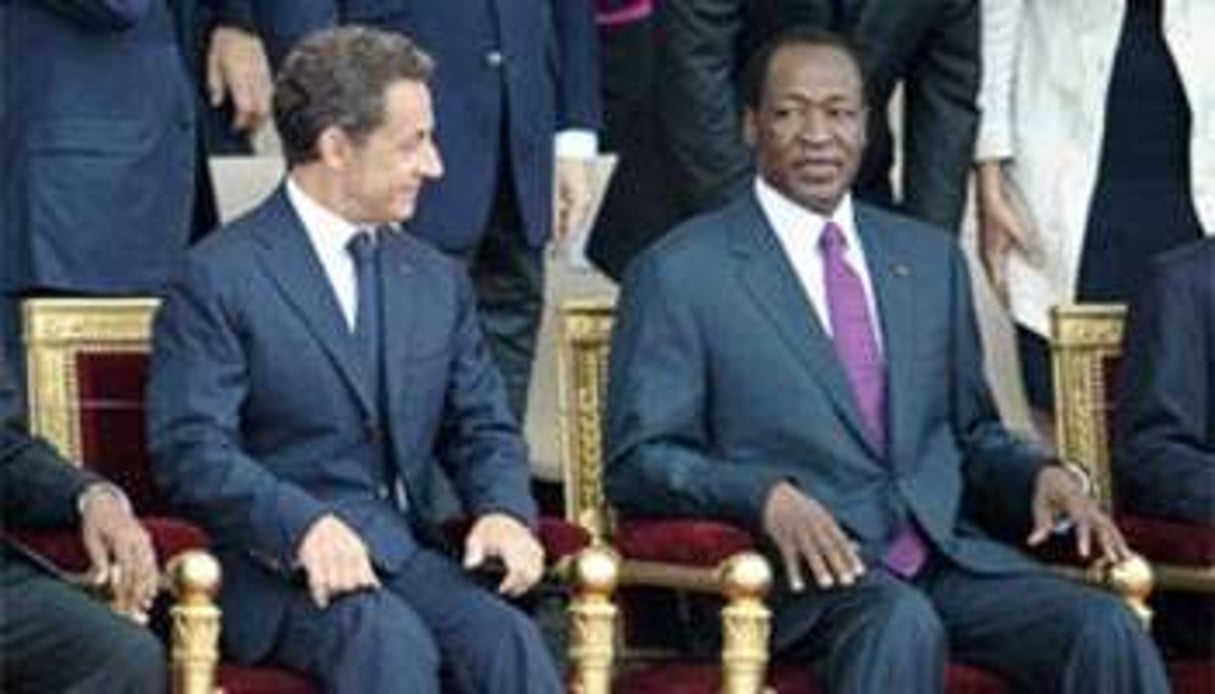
[868,585,945,646]
[329,593,441,674]
[104,619,166,693]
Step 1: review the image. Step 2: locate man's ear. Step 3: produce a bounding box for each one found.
[316,126,351,170]
[743,108,758,148]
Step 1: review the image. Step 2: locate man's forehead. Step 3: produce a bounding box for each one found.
[767,43,862,89]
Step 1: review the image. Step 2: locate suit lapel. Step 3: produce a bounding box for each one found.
[855,206,917,468]
[251,188,376,415]
[378,232,419,444]
[728,195,879,456]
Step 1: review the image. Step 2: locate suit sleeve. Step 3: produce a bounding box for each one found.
[901,0,979,231]
[657,0,754,215]
[604,252,788,530]
[552,0,602,132]
[947,246,1045,535]
[1115,254,1215,525]
[974,0,1022,161]
[436,270,538,528]
[0,356,99,529]
[148,255,329,568]
[32,0,152,31]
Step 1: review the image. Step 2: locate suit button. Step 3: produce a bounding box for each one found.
[485,50,504,68]
[378,485,390,499]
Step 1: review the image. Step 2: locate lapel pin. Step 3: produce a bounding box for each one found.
[891,263,910,277]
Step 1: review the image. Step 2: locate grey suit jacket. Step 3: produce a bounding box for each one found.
[605,192,1045,578]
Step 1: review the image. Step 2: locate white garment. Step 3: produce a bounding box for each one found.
[285,178,365,331]
[976,0,1214,336]
[753,178,883,352]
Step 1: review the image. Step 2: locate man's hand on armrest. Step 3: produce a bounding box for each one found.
[1029,466,1131,563]
[762,481,865,593]
[464,513,545,598]
[78,483,158,620]
[296,514,381,608]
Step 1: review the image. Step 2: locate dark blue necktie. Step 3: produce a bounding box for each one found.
[347,230,382,400]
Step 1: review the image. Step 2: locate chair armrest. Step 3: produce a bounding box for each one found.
[1117,514,1215,594]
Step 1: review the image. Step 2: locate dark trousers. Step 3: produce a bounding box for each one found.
[0,557,166,694]
[772,559,1169,694]
[267,547,560,694]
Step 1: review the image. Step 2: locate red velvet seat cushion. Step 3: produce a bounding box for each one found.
[1117,514,1215,566]
[1167,659,1214,694]
[616,519,756,567]
[218,664,320,693]
[9,516,210,572]
[618,662,1007,693]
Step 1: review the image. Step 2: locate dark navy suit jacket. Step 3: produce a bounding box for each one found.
[258,0,602,251]
[605,193,1047,582]
[1115,238,1215,526]
[0,0,249,294]
[147,186,537,662]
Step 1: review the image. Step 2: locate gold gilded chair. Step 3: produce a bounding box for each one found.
[23,296,620,694]
[1051,303,1214,693]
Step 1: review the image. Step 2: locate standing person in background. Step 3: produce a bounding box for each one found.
[0,0,274,379]
[657,0,978,234]
[975,0,1214,440]
[259,1,603,434]
[585,0,681,281]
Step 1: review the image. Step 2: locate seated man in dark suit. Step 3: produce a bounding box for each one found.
[1116,237,1214,657]
[605,27,1168,693]
[1,352,163,693]
[1116,237,1214,526]
[148,27,559,694]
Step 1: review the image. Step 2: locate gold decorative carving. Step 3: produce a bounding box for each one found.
[168,551,222,694]
[720,553,772,694]
[567,545,620,694]
[22,298,161,463]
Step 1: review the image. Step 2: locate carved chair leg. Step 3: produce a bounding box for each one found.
[167,551,223,694]
[566,545,620,694]
[719,552,773,694]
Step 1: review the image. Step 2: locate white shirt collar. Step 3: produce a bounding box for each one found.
[285,177,366,330]
[753,176,862,253]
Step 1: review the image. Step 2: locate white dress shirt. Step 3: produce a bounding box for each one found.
[285,178,366,332]
[754,177,883,352]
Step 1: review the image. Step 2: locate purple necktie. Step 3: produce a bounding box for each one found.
[819,221,926,578]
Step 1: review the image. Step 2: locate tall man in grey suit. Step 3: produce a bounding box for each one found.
[606,28,1168,693]
[1,351,163,693]
[148,28,559,693]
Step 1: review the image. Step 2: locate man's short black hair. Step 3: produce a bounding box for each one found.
[741,26,867,110]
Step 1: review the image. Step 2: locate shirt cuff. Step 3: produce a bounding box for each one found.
[77,482,133,517]
[554,130,599,159]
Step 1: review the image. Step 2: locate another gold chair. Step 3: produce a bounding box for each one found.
[23,296,620,694]
[557,298,776,694]
[1051,303,1215,594]
[1051,303,1214,694]
[23,297,229,694]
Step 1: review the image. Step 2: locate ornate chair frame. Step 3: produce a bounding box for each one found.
[558,297,783,693]
[23,297,222,694]
[1051,303,1215,595]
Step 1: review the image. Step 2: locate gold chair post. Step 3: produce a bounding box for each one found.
[566,545,620,694]
[167,551,223,694]
[719,552,773,694]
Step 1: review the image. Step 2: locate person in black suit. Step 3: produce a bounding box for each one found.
[606,28,1167,693]
[1115,238,1214,658]
[611,0,977,278]
[0,352,163,693]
